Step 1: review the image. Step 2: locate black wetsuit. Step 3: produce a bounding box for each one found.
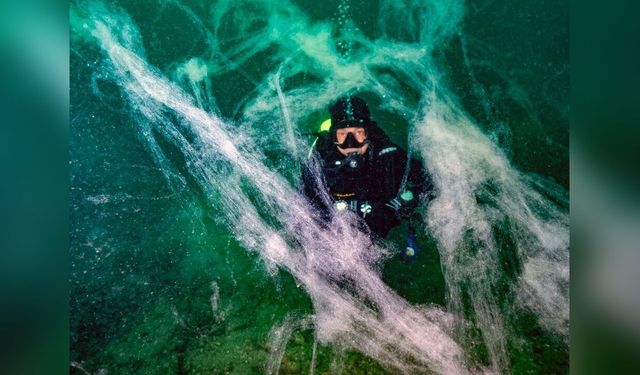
[302,124,434,238]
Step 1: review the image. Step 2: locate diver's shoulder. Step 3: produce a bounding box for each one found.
[376,145,400,157]
[372,140,405,158]
[312,132,336,156]
[367,123,405,157]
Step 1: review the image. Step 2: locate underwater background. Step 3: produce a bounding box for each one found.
[70,0,568,374]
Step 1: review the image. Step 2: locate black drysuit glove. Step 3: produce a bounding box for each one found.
[385,190,417,219]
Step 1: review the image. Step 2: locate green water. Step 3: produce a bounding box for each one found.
[70,0,568,374]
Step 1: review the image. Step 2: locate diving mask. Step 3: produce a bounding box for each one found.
[336,128,367,149]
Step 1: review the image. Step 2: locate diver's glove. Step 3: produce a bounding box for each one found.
[385,190,416,218]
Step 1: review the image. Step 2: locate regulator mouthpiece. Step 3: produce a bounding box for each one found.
[344,152,363,169]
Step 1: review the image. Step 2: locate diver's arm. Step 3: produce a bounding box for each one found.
[301,158,326,208]
[411,158,436,202]
[381,149,423,218]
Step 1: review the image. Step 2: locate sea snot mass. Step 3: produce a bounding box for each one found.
[70,0,569,374]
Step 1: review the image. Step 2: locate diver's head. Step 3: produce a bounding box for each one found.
[329,96,372,156]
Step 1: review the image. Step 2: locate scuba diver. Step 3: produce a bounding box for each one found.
[302,95,434,260]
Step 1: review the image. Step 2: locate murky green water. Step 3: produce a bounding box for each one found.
[70,0,568,373]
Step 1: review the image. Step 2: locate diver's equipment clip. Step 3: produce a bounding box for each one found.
[360,202,372,218]
[334,200,348,212]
